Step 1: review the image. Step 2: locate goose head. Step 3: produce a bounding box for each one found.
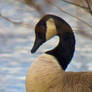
[31,15,59,53]
[31,14,75,70]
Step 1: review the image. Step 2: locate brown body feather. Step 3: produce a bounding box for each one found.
[26,54,92,92]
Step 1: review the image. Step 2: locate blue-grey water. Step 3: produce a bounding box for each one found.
[0,0,92,92]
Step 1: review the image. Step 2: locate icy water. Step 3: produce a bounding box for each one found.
[0,0,92,92]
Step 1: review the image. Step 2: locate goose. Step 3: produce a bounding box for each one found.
[26,14,92,92]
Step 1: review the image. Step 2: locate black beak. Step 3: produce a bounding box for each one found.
[31,39,44,53]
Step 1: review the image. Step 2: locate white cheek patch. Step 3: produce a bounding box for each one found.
[46,18,57,40]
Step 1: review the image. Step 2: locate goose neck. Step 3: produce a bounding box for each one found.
[46,32,75,70]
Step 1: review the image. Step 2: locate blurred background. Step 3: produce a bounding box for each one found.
[0,0,92,92]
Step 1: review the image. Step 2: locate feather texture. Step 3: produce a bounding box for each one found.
[26,54,92,92]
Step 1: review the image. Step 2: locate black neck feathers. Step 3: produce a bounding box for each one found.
[45,15,75,70]
[46,32,75,70]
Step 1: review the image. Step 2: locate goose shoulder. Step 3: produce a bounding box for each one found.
[26,54,65,92]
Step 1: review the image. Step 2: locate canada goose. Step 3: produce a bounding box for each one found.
[26,14,92,92]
